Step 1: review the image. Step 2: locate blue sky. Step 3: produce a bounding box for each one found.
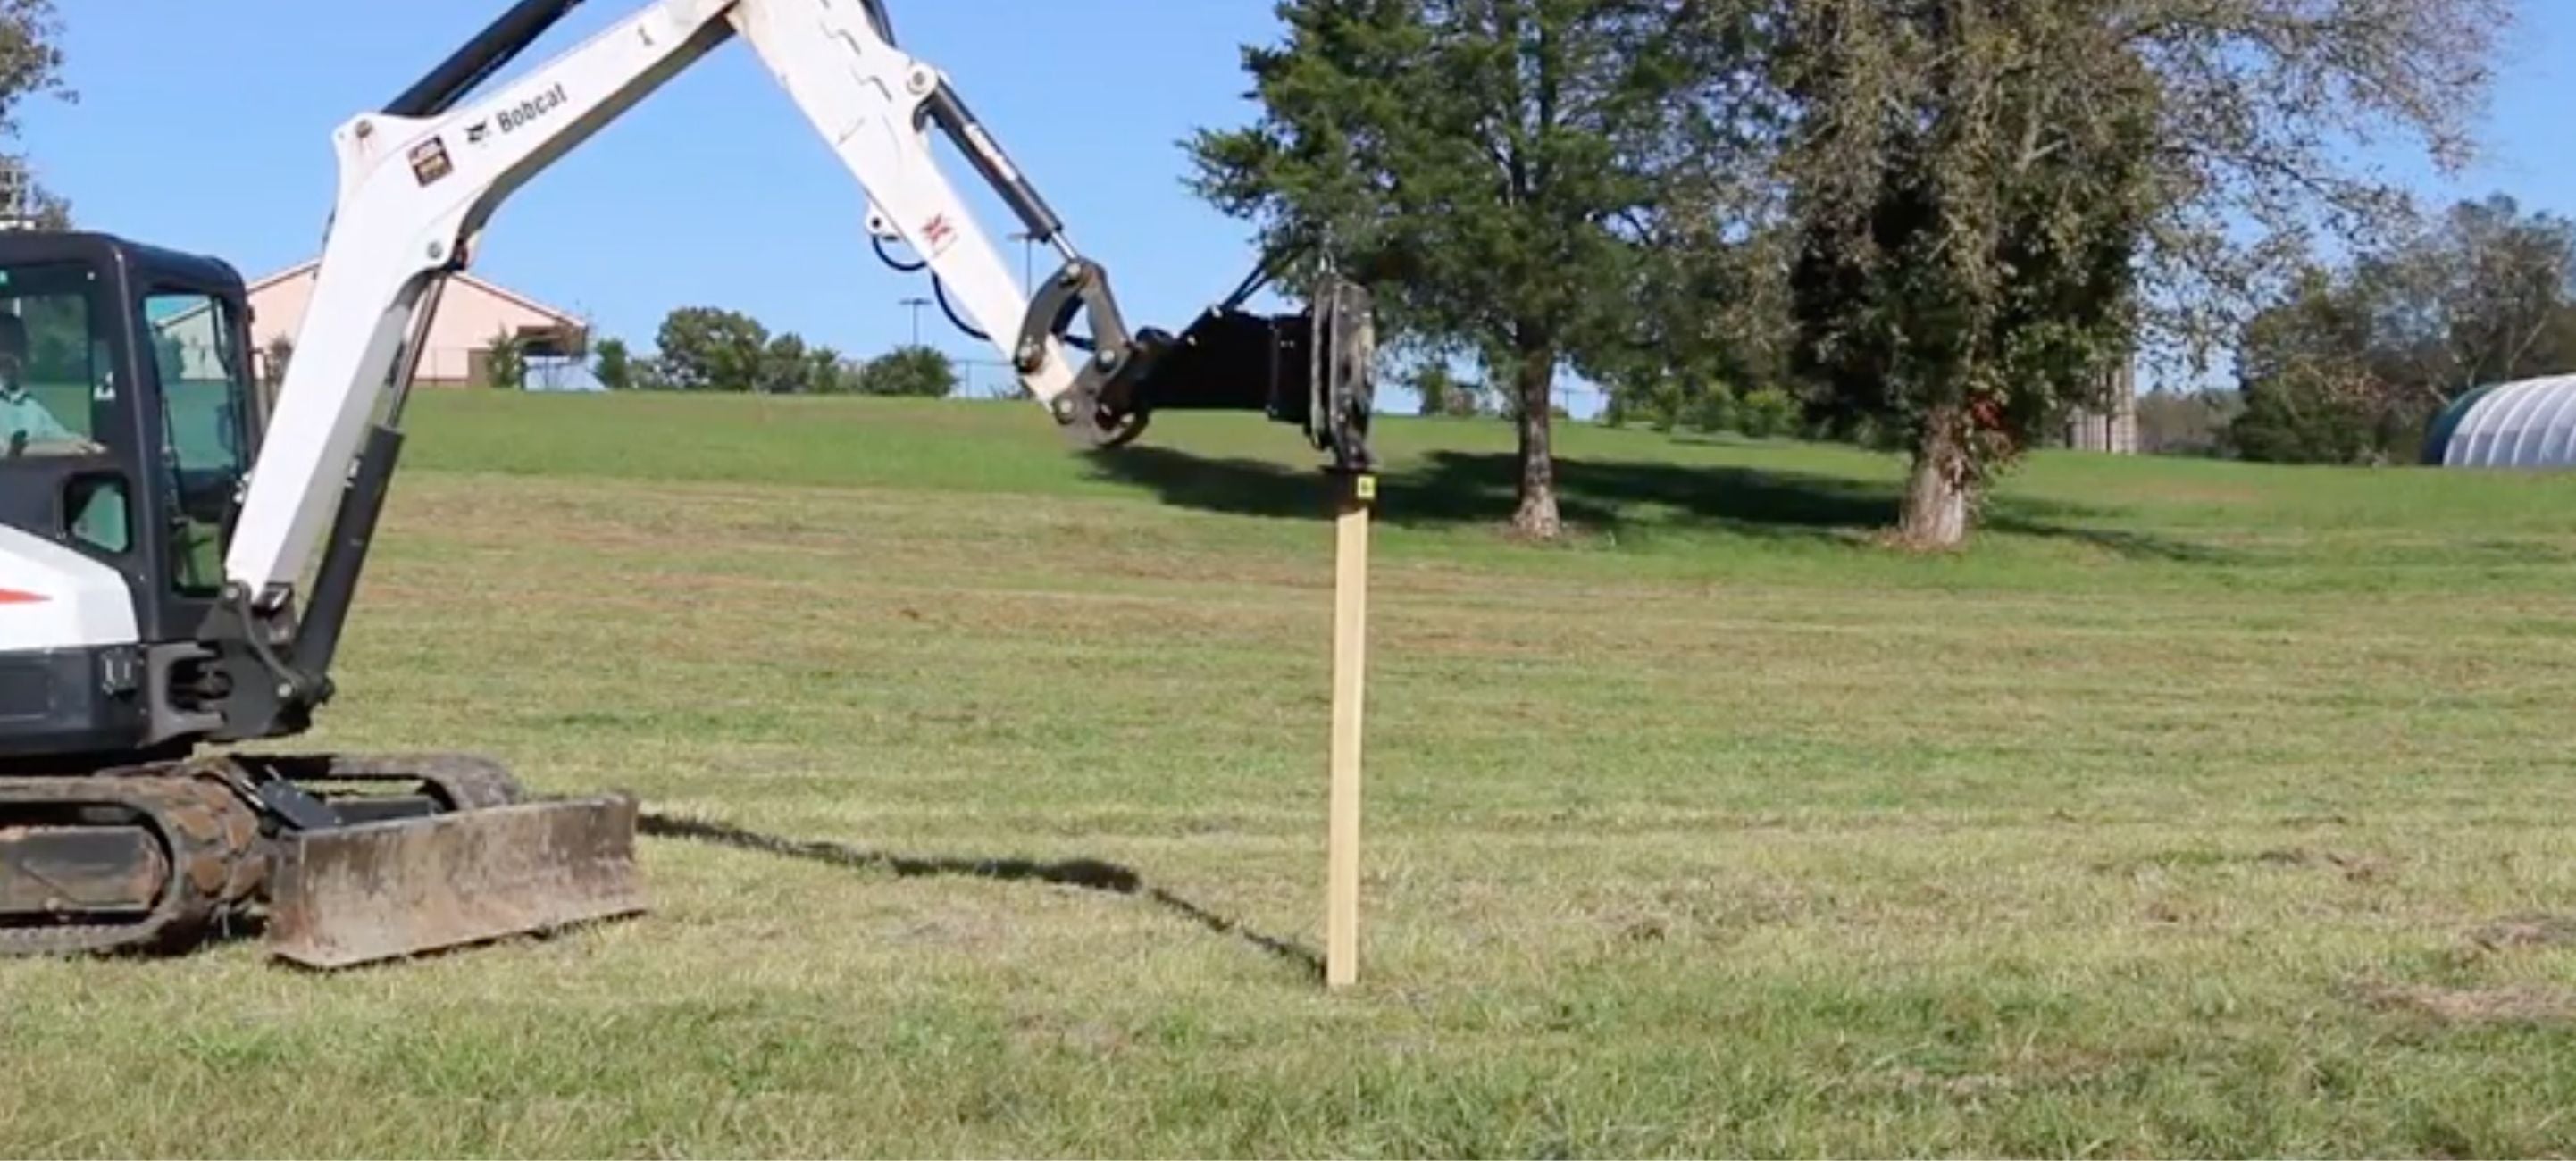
[20,1,2576,405]
[2357,2,2573,219]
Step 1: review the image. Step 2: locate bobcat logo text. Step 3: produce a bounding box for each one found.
[497,84,568,134]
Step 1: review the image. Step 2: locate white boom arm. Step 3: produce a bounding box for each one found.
[225,0,1084,608]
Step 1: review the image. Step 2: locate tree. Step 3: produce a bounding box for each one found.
[0,3,72,225]
[653,306,769,391]
[482,327,526,390]
[1780,1,2159,547]
[2133,387,2239,457]
[806,345,862,394]
[1592,163,1803,443]
[23,177,63,227]
[1735,385,1796,439]
[258,335,294,394]
[148,330,186,387]
[0,3,69,131]
[0,154,64,226]
[2360,194,2576,408]
[2227,263,2406,463]
[1767,0,2508,547]
[859,345,957,397]
[2227,195,2576,462]
[1187,0,1725,539]
[592,336,635,391]
[760,332,810,394]
[2229,380,2376,465]
[1409,359,1485,417]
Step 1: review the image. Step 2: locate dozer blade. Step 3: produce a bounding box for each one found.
[264,794,644,968]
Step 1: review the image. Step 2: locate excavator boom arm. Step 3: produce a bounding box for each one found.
[205,0,1375,746]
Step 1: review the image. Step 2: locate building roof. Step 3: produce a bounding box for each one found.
[246,259,584,326]
[2421,374,2576,468]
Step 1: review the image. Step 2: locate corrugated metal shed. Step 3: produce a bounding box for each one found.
[2421,375,2576,467]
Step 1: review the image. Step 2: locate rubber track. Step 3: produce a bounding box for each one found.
[0,773,262,956]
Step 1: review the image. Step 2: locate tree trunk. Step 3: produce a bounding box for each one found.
[1511,338,1561,539]
[1898,406,1975,549]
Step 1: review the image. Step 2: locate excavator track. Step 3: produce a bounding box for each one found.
[0,771,264,957]
[0,751,639,965]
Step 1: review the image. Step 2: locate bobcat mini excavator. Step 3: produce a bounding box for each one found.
[0,0,1375,967]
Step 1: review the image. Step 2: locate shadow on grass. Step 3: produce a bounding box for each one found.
[1086,445,2228,561]
[1986,521,2237,564]
[639,812,1322,980]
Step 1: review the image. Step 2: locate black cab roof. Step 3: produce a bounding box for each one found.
[0,230,245,295]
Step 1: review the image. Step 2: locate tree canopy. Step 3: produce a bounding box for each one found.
[596,305,944,397]
[2229,194,2576,463]
[0,0,71,225]
[1187,0,1729,538]
[591,337,636,392]
[857,346,958,397]
[652,307,772,392]
[482,327,526,390]
[1767,0,2507,545]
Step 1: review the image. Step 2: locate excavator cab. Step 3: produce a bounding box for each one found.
[0,232,259,763]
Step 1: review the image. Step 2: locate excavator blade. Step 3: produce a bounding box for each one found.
[263,794,644,969]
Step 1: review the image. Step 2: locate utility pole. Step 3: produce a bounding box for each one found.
[898,297,930,348]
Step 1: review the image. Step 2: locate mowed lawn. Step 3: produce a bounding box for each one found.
[11,390,2576,1157]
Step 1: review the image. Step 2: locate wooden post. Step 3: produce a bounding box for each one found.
[1326,471,1375,990]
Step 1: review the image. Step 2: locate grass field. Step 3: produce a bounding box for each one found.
[11,390,2576,1157]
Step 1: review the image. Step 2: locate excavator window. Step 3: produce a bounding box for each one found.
[0,263,105,457]
[142,290,251,596]
[0,262,126,557]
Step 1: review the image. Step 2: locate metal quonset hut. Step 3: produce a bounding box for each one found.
[2421,374,2576,468]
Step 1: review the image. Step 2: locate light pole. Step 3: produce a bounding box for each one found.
[898,297,930,348]
[1008,230,1037,294]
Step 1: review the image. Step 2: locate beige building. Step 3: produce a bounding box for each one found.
[246,261,589,388]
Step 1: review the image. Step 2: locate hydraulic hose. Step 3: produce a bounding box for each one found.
[868,232,1013,347]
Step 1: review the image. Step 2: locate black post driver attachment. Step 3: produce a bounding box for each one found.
[1018,249,1376,475]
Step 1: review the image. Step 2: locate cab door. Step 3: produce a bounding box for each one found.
[133,282,259,642]
[0,255,150,598]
